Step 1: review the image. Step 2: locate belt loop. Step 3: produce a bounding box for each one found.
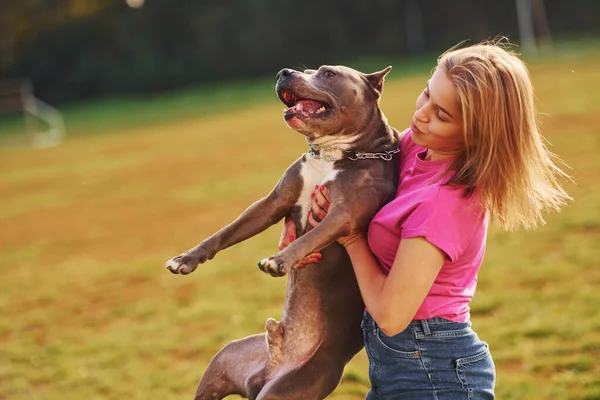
[420,319,431,335]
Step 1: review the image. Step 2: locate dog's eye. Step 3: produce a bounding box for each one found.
[323,70,336,78]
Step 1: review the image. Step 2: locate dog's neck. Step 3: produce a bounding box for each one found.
[306,119,399,162]
[307,135,359,161]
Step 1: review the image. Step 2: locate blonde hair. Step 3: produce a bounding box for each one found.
[438,39,571,231]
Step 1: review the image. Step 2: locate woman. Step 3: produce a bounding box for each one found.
[279,40,571,399]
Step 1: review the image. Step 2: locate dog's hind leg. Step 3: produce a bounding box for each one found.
[194,334,267,400]
[255,354,345,400]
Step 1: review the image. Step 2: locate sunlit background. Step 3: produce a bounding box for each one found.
[0,1,599,399]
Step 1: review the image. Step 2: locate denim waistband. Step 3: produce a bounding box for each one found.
[362,310,471,335]
[409,316,456,325]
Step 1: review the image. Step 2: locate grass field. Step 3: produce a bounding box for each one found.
[1,47,599,400]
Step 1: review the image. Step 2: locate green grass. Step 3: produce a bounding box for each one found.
[0,77,276,140]
[1,45,599,400]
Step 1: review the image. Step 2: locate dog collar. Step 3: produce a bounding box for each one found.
[308,142,400,162]
[308,144,346,161]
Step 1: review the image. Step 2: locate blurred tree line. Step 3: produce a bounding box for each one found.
[1,0,598,104]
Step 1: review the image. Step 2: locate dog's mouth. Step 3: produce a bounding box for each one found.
[280,90,333,121]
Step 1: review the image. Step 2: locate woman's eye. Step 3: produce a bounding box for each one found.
[436,110,447,121]
[324,71,335,78]
[423,89,429,97]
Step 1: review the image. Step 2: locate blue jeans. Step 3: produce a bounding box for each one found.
[361,311,495,399]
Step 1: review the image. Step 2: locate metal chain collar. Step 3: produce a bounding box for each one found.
[308,142,400,162]
[347,147,401,161]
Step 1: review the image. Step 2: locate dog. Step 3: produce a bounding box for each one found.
[165,64,401,399]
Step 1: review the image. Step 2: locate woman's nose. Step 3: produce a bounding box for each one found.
[414,108,429,123]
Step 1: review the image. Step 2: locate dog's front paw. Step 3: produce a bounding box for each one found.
[166,242,217,275]
[165,252,201,275]
[258,256,289,277]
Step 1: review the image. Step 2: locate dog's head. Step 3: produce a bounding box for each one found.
[275,65,391,138]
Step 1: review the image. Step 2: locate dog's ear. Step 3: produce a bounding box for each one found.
[365,66,392,97]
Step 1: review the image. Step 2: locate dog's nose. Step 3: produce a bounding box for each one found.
[277,68,294,81]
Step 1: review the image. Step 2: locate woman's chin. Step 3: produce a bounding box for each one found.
[410,133,427,147]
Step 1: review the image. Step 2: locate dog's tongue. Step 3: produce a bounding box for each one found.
[286,100,323,113]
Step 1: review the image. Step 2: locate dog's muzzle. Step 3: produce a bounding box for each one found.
[277,68,295,82]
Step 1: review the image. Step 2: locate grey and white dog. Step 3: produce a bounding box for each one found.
[165,64,400,400]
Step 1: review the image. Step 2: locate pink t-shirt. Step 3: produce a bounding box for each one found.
[367,129,489,322]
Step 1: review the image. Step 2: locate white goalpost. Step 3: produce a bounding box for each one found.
[0,79,65,149]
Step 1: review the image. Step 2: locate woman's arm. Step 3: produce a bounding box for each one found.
[343,236,444,336]
[309,186,445,336]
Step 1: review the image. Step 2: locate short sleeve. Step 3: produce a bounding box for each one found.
[401,186,485,262]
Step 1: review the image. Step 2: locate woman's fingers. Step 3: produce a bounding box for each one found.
[304,251,322,261]
[319,185,331,204]
[280,186,331,247]
[295,251,323,269]
[308,185,330,227]
[313,185,330,212]
[307,207,323,227]
[278,216,297,250]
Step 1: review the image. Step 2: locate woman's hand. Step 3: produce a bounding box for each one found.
[278,214,322,268]
[307,186,367,248]
[278,216,297,251]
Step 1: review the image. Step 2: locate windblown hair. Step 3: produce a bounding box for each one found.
[438,39,571,231]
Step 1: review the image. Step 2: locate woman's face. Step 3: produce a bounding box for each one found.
[411,67,464,159]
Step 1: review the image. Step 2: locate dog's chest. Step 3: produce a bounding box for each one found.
[296,157,338,231]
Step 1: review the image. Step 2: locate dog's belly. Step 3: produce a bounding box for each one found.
[296,157,338,231]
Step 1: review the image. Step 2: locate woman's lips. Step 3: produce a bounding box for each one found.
[411,122,423,135]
